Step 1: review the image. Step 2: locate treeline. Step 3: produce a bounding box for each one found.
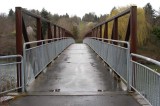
[0,3,160,56]
[0,8,107,40]
[0,8,106,55]
[144,3,160,41]
[105,3,160,45]
[2,3,159,43]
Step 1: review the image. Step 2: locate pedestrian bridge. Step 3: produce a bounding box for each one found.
[0,6,160,106]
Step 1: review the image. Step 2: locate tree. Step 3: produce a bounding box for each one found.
[144,3,155,26]
[99,14,108,22]
[152,26,160,40]
[72,25,79,39]
[57,17,73,32]
[70,15,81,25]
[106,6,151,45]
[40,8,50,37]
[155,8,160,26]
[8,9,14,17]
[82,12,98,22]
[51,14,60,23]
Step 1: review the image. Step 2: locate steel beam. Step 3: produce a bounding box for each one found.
[130,6,137,54]
[16,7,23,91]
[22,17,30,48]
[37,18,42,45]
[54,25,57,40]
[114,18,118,40]
[48,23,52,42]
[104,22,108,40]
[100,25,102,39]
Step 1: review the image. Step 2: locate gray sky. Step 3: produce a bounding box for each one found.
[0,0,159,17]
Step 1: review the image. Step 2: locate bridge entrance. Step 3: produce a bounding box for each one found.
[0,6,159,106]
[8,44,141,106]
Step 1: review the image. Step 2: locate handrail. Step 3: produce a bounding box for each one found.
[24,37,71,45]
[0,55,22,59]
[20,7,73,36]
[94,8,131,27]
[84,6,137,55]
[0,55,24,95]
[90,37,129,45]
[16,7,75,90]
[23,37,75,86]
[84,37,160,106]
[131,53,160,66]
[83,37,131,91]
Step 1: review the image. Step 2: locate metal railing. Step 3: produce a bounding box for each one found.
[131,53,160,106]
[23,37,75,86]
[83,37,131,89]
[0,55,24,95]
[83,37,160,106]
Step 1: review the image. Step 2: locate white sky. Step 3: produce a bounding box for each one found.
[0,0,159,17]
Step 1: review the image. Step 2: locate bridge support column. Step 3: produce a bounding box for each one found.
[100,25,102,40]
[16,7,23,92]
[104,22,108,42]
[130,6,137,54]
[54,25,57,40]
[37,18,42,45]
[48,22,52,42]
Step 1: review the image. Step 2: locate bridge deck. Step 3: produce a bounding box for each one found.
[9,44,141,106]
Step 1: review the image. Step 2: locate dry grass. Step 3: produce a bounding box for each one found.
[0,35,16,55]
[137,38,160,61]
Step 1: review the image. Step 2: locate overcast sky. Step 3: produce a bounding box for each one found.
[0,0,159,17]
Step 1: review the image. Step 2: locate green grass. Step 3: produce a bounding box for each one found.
[146,64,160,73]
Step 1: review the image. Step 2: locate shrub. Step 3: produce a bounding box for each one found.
[152,26,160,40]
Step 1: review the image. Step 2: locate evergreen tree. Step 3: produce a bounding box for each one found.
[82,12,98,22]
[8,9,14,17]
[72,25,78,39]
[144,3,155,26]
[40,8,50,37]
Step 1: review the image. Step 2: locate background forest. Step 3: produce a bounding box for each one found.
[0,3,160,61]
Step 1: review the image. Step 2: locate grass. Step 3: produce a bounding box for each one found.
[0,65,17,93]
[146,64,160,73]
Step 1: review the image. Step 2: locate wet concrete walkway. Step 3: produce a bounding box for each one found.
[8,44,141,106]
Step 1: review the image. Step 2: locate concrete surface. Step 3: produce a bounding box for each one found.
[7,44,141,106]
[27,44,122,92]
[9,94,141,106]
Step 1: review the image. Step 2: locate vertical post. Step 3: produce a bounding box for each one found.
[16,7,23,91]
[114,18,118,40]
[62,29,65,40]
[127,43,131,91]
[100,25,102,40]
[65,32,68,37]
[93,29,95,37]
[95,27,98,38]
[112,18,118,45]
[37,18,42,45]
[130,6,137,54]
[61,29,63,38]
[48,23,52,42]
[130,6,137,92]
[92,29,94,37]
[104,22,108,42]
[54,25,57,40]
[58,27,60,38]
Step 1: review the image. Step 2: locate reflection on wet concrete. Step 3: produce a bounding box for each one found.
[27,44,122,92]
